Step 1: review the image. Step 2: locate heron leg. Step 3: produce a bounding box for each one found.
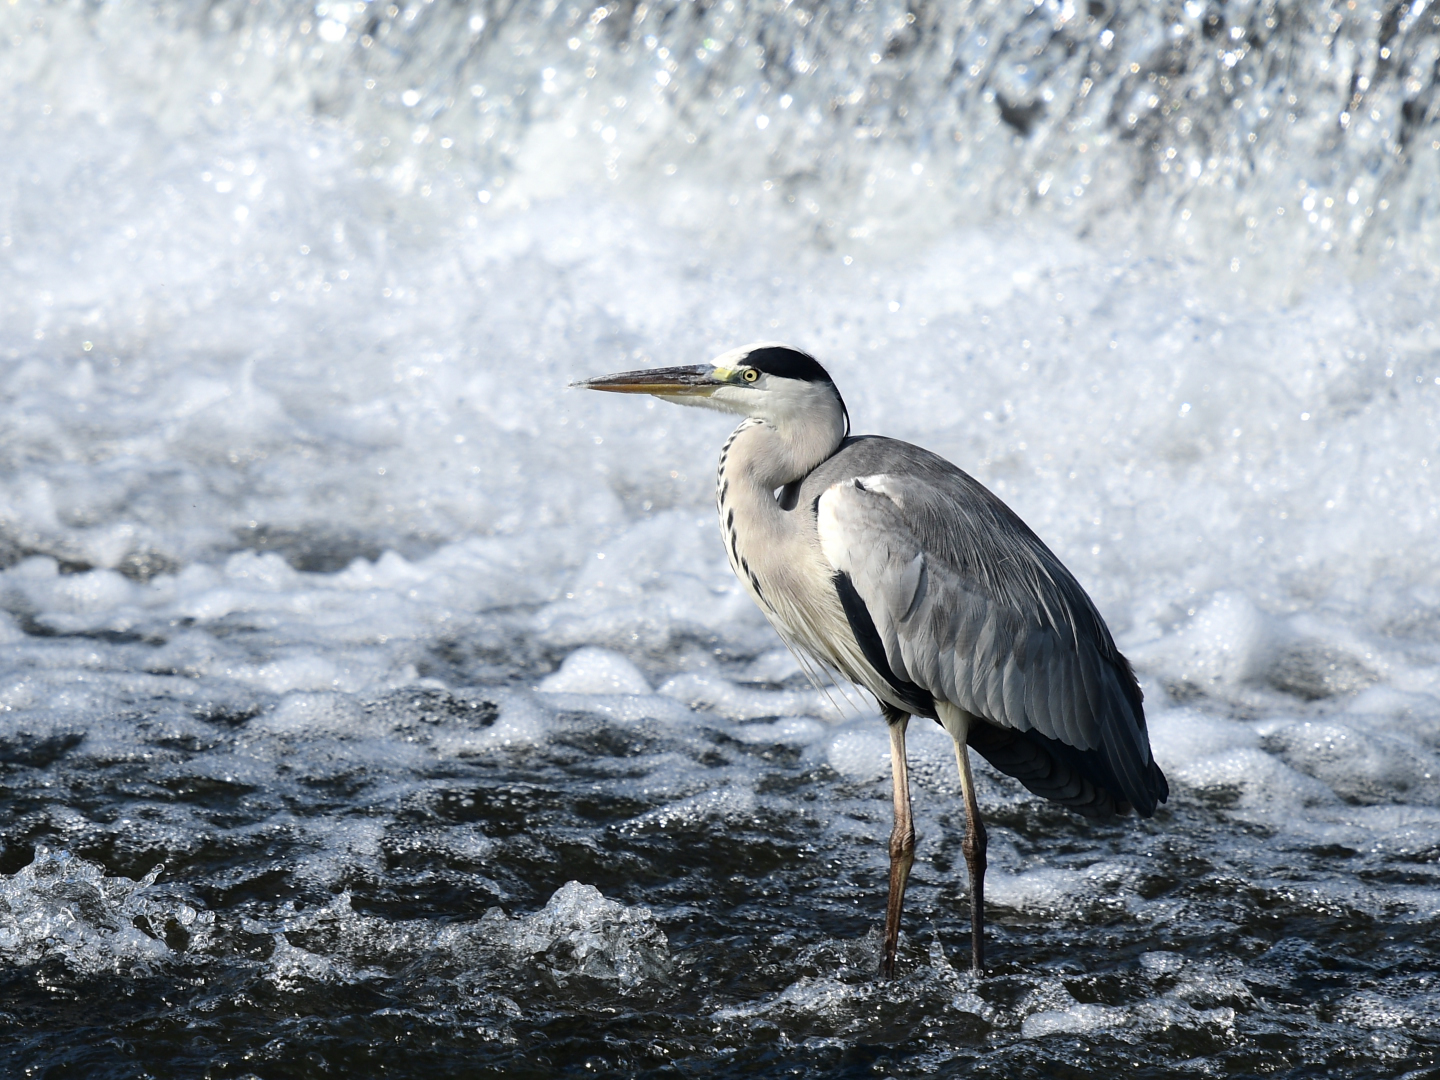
[937,704,987,974]
[955,737,988,974]
[881,707,914,980]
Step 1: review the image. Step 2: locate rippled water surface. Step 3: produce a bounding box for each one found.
[3,1,1440,1076]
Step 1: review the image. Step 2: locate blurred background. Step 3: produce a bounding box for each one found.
[2,1,1440,1076]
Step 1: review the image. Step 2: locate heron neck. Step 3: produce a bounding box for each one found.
[714,408,851,661]
[715,412,843,571]
[719,404,846,492]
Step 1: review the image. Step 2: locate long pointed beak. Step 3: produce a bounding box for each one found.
[572,364,725,397]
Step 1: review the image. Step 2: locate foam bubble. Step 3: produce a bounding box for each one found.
[825,722,891,782]
[432,693,555,754]
[537,647,651,695]
[822,716,964,789]
[254,692,366,736]
[1021,1002,1129,1038]
[1139,951,1186,977]
[622,784,758,831]
[656,672,847,722]
[0,848,208,977]
[1129,591,1276,693]
[290,818,388,888]
[986,860,1142,915]
[737,649,807,685]
[1168,745,1339,818]
[533,512,765,654]
[729,716,828,746]
[264,933,343,990]
[3,0,1440,1068]
[1147,708,1261,769]
[1260,719,1440,806]
[480,881,670,989]
[529,690,696,726]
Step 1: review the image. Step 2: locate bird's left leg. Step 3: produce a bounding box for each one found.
[937,703,987,975]
[880,706,914,980]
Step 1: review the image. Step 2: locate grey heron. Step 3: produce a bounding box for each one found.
[578,343,1168,976]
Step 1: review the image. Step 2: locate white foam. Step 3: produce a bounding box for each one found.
[825,722,892,782]
[1334,990,1440,1031]
[529,691,696,726]
[1260,719,1440,806]
[728,716,829,746]
[479,881,670,989]
[264,933,343,990]
[736,649,807,685]
[986,860,1143,914]
[822,716,964,790]
[1169,745,1340,819]
[735,975,864,1020]
[622,784,758,831]
[1160,959,1256,1012]
[432,693,556,754]
[0,847,209,976]
[1147,708,1262,769]
[1021,1002,1129,1038]
[1139,951,1186,976]
[538,647,651,695]
[533,512,766,654]
[253,692,367,736]
[290,818,389,888]
[1127,591,1277,693]
[656,672,848,722]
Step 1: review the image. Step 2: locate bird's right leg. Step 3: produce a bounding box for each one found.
[955,735,987,974]
[881,707,914,980]
[936,703,986,974]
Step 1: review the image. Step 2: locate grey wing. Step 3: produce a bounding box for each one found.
[811,440,1167,817]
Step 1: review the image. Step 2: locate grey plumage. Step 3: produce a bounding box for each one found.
[807,435,1166,817]
[578,342,1168,976]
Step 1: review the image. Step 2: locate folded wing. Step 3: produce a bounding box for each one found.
[808,438,1168,817]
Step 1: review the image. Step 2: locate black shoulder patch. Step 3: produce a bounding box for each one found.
[833,572,935,719]
[744,346,835,384]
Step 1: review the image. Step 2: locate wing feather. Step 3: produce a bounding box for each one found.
[1049,648,1074,748]
[1078,643,1106,723]
[1023,631,1051,736]
[1001,652,1027,731]
[1061,649,1092,751]
[807,437,1166,818]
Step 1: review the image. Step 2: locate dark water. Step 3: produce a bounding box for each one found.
[3,674,1438,1078]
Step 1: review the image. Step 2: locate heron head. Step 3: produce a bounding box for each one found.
[576,343,849,436]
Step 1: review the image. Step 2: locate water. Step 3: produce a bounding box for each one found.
[3,1,1440,1075]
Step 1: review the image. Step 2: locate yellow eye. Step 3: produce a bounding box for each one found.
[742,368,759,383]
